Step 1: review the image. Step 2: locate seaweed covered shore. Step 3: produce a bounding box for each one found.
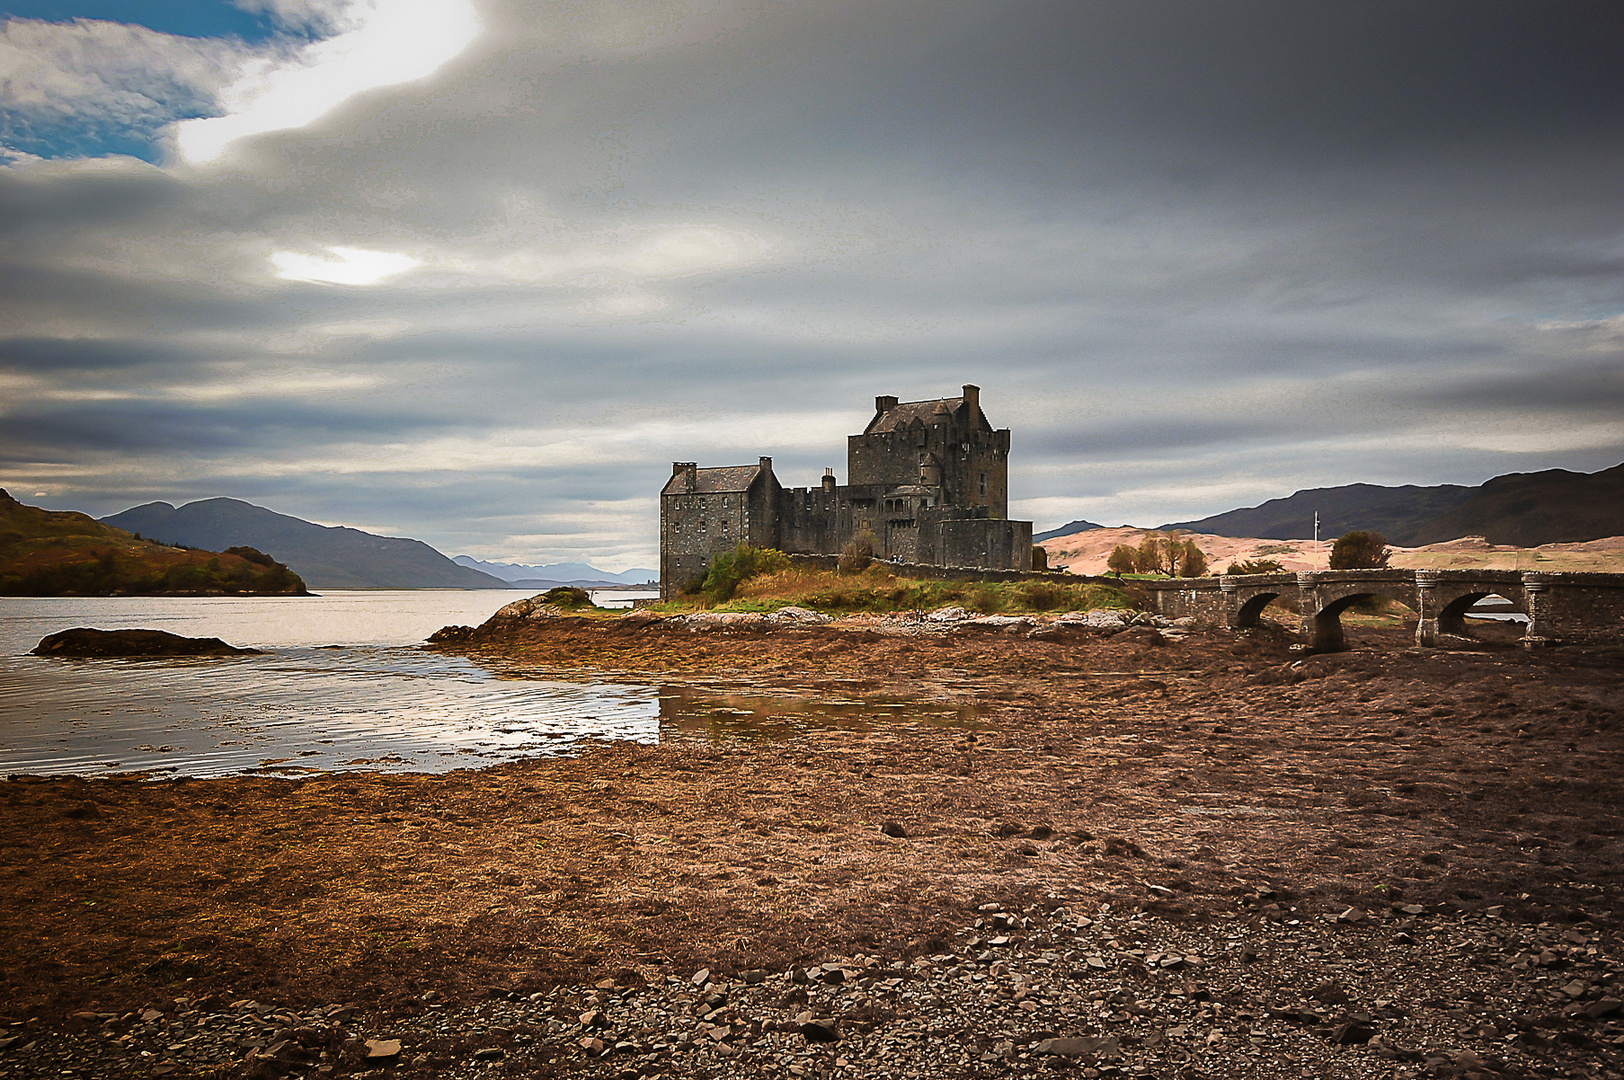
[1,614,1620,1078]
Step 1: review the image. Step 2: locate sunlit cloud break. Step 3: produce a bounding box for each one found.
[173,0,483,164]
[271,245,420,285]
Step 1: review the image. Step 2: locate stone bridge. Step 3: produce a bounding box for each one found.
[1144,569,1624,651]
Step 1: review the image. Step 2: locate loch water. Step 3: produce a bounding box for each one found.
[0,590,976,780]
[0,591,662,779]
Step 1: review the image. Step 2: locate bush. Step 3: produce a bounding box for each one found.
[838,532,875,575]
[540,586,593,609]
[1019,580,1067,611]
[965,583,1004,614]
[702,544,790,602]
[1329,531,1390,570]
[1225,558,1285,575]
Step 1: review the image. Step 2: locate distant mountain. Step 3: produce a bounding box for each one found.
[1409,463,1624,546]
[1159,463,1624,546]
[1032,519,1106,543]
[102,499,508,590]
[1161,483,1475,545]
[2,489,305,596]
[453,556,657,588]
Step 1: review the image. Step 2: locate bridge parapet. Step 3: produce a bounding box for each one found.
[1143,568,1624,650]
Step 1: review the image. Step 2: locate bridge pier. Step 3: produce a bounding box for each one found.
[1145,568,1624,651]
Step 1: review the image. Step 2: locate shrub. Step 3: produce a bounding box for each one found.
[224,545,277,568]
[838,532,876,574]
[1019,580,1067,611]
[702,544,790,602]
[966,583,1004,614]
[1225,558,1285,575]
[540,586,593,609]
[1329,531,1390,570]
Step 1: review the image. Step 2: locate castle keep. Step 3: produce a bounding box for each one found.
[660,385,1033,597]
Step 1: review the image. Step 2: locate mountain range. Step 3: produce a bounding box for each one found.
[102,499,508,591]
[451,556,656,588]
[1133,462,1624,546]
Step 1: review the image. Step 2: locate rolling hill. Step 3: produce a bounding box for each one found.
[101,499,508,590]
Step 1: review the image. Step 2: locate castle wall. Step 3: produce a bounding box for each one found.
[915,507,1033,571]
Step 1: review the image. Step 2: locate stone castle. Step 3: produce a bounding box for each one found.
[660,385,1034,597]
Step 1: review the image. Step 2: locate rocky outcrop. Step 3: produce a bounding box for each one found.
[31,628,261,658]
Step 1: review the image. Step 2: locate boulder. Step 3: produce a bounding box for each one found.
[32,628,260,658]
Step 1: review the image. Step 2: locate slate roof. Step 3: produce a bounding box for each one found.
[661,464,762,496]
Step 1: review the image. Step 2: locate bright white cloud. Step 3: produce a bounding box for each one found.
[271,245,421,285]
[174,0,483,163]
[0,17,253,133]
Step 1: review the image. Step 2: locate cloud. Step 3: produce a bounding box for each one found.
[173,0,483,164]
[271,245,421,285]
[2,1,1623,563]
[0,16,254,155]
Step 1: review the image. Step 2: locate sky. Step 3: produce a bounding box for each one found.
[3,1,1623,572]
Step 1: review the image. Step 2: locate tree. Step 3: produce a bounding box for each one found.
[1177,540,1209,577]
[1329,530,1390,570]
[1136,532,1170,575]
[1106,545,1137,576]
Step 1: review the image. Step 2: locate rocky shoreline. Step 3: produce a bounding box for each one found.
[6,898,1618,1079]
[2,618,1620,1078]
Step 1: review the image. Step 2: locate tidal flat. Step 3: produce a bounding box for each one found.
[1,616,1620,1078]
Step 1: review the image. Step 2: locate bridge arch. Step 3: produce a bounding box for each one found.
[1234,591,1282,628]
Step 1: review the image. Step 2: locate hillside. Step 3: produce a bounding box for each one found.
[102,499,508,590]
[0,489,306,596]
[1031,518,1105,543]
[1039,526,1624,576]
[1408,463,1624,546]
[1159,482,1475,544]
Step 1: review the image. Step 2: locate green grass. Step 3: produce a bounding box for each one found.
[662,563,1135,616]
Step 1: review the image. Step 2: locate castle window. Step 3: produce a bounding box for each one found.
[979,474,987,496]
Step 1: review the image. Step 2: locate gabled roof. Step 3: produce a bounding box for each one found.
[661,464,762,496]
[865,395,989,435]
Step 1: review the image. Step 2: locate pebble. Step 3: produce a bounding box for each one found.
[1,904,1619,1079]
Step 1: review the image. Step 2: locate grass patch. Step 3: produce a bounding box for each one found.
[663,564,1134,616]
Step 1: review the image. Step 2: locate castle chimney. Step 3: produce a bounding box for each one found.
[875,394,899,413]
[673,462,697,492]
[962,384,980,415]
[758,456,773,478]
[821,467,836,493]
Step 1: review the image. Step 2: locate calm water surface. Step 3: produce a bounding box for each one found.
[0,591,663,778]
[0,591,971,779]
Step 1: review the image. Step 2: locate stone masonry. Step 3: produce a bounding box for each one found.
[660,386,1033,598]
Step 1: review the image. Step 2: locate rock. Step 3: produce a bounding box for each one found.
[880,821,908,838]
[33,628,261,658]
[580,1010,606,1028]
[742,969,767,985]
[926,606,970,622]
[1585,998,1622,1019]
[796,1014,840,1042]
[1034,1035,1121,1059]
[471,1047,505,1061]
[691,968,711,987]
[364,1039,401,1059]
[1310,980,1350,1005]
